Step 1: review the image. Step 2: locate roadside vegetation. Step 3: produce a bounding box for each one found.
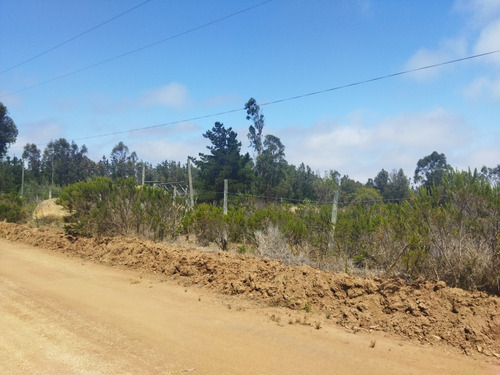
[1,99,499,295]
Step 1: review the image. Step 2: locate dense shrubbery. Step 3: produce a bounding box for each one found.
[58,177,186,241]
[0,193,26,223]
[14,170,500,296]
[334,171,500,294]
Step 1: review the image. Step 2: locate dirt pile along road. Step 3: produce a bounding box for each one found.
[1,221,499,362]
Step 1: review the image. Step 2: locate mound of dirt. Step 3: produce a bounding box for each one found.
[32,199,69,221]
[1,221,499,358]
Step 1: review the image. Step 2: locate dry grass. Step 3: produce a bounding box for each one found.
[32,199,69,221]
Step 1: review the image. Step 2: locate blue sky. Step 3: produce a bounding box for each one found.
[1,0,499,183]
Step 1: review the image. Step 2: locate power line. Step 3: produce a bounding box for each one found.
[260,49,500,107]
[56,49,500,144]
[0,0,154,76]
[1,0,274,98]
[71,108,244,143]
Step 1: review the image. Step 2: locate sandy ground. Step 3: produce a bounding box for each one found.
[1,238,498,375]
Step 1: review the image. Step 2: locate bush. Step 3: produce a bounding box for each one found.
[332,170,500,294]
[0,193,26,223]
[55,170,500,295]
[58,177,187,240]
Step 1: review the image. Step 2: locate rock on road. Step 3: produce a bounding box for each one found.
[0,239,497,374]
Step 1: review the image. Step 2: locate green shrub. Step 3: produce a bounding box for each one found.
[0,193,26,223]
[58,177,187,240]
[55,170,500,295]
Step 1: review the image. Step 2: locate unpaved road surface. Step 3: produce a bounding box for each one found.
[1,239,498,374]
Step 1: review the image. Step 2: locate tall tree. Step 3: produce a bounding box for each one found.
[481,164,500,186]
[385,168,411,201]
[255,134,287,198]
[340,175,363,205]
[154,160,187,182]
[373,168,410,202]
[95,155,110,177]
[289,163,317,201]
[245,98,265,157]
[110,142,137,179]
[22,143,42,179]
[313,169,341,203]
[195,122,253,201]
[414,151,451,190]
[42,138,91,186]
[0,156,23,193]
[374,169,389,196]
[0,102,18,160]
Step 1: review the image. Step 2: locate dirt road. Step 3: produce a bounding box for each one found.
[0,238,497,374]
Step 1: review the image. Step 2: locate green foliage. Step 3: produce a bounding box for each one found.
[0,102,18,160]
[332,169,500,294]
[110,142,138,179]
[187,204,226,248]
[58,177,186,240]
[41,138,96,186]
[53,168,499,295]
[245,97,265,157]
[195,122,254,202]
[0,193,25,222]
[414,151,451,189]
[0,156,23,194]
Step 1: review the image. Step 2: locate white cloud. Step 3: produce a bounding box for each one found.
[281,109,470,182]
[454,0,500,25]
[92,120,204,165]
[131,137,202,165]
[139,82,189,109]
[9,119,62,156]
[406,1,500,101]
[463,75,500,99]
[374,109,466,148]
[404,38,468,81]
[473,18,500,65]
[460,144,500,171]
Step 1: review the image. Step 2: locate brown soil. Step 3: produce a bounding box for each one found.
[1,221,499,363]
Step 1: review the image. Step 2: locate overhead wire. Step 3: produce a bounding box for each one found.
[0,0,154,75]
[0,0,274,98]
[61,49,500,143]
[260,49,500,107]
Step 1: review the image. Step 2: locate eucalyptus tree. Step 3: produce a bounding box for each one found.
[245,97,265,157]
[0,102,17,160]
[414,151,451,190]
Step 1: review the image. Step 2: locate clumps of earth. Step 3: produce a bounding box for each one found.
[1,220,499,358]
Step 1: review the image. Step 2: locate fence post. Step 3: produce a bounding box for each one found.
[223,179,228,215]
[21,159,25,198]
[222,179,228,250]
[188,158,194,210]
[329,190,339,254]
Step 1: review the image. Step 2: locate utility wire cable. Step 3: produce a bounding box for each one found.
[60,49,500,143]
[1,0,274,97]
[260,49,500,107]
[71,108,244,143]
[0,0,154,76]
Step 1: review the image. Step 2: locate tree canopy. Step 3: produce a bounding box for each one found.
[245,98,265,157]
[2,97,494,211]
[414,151,451,190]
[195,122,253,202]
[0,103,18,160]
